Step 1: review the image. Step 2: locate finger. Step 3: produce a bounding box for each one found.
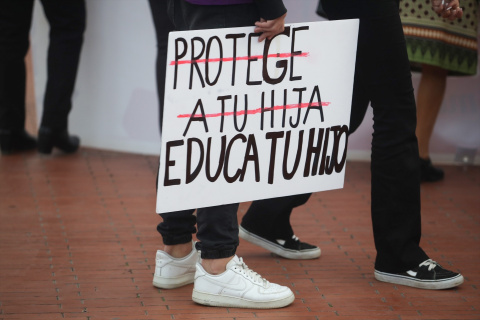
[256,22,276,30]
[258,32,268,42]
[254,26,273,35]
[254,26,263,33]
[457,7,463,17]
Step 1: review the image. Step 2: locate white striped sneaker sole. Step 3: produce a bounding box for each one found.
[374,269,464,290]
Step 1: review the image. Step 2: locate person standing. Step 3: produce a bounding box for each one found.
[400,0,478,182]
[240,0,465,290]
[0,0,85,155]
[150,0,295,308]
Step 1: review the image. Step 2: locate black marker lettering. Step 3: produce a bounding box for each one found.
[262,27,290,85]
[233,95,248,132]
[206,136,226,182]
[186,138,204,184]
[189,37,206,89]
[283,130,304,180]
[174,38,188,89]
[224,134,246,183]
[205,36,223,86]
[290,26,309,81]
[290,87,306,128]
[247,33,262,85]
[217,95,232,133]
[304,128,324,177]
[183,99,209,137]
[164,140,184,186]
[303,85,324,124]
[239,134,260,182]
[225,33,246,86]
[266,131,285,184]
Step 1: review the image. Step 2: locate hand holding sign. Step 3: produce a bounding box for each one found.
[255,13,287,42]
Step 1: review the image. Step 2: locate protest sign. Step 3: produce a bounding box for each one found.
[156,19,359,213]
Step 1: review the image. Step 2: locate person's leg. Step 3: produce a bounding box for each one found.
[416,64,447,182]
[348,70,371,135]
[37,0,86,154]
[351,1,429,273]
[240,193,320,259]
[0,0,37,154]
[195,203,239,273]
[39,0,85,131]
[165,0,263,267]
[325,0,462,289]
[156,0,294,308]
[242,194,311,241]
[154,209,199,289]
[148,0,175,133]
[238,0,369,258]
[157,210,197,246]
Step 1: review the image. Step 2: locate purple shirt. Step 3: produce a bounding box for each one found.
[185,0,254,5]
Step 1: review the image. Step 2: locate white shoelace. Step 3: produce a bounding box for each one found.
[419,259,439,271]
[234,257,269,286]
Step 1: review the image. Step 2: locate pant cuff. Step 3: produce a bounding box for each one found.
[161,234,192,245]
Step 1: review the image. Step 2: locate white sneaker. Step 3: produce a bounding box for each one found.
[152,242,198,289]
[192,255,295,309]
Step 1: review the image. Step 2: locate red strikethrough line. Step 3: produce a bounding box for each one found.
[170,52,309,65]
[177,101,330,118]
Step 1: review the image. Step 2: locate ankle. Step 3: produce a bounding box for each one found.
[163,242,193,258]
[201,256,233,275]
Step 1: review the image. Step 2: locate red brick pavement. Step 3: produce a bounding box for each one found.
[1,148,479,320]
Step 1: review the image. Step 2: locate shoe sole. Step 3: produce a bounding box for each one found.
[239,226,321,260]
[152,273,195,289]
[374,270,464,290]
[192,289,295,309]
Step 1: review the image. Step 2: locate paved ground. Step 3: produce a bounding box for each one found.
[1,148,479,319]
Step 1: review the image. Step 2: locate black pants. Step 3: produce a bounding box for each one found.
[152,0,261,259]
[244,0,429,273]
[0,0,85,132]
[148,0,174,133]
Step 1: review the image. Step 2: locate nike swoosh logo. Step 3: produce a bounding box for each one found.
[204,274,248,292]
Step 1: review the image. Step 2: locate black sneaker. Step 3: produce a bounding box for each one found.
[374,259,464,290]
[239,225,321,259]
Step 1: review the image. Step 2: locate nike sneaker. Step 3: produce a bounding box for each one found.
[153,242,198,289]
[192,255,295,308]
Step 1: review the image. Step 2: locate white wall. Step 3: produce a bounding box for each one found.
[31,0,480,164]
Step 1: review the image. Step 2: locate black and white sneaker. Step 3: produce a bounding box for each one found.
[374,259,464,290]
[239,225,321,260]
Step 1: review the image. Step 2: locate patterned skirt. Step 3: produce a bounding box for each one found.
[399,0,479,76]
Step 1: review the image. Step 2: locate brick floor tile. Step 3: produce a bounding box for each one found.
[1,150,479,319]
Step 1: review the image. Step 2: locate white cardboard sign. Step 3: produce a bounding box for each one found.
[156,19,359,213]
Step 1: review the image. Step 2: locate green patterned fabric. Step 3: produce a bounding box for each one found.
[399,0,479,76]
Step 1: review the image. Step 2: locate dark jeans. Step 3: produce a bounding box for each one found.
[244,0,429,273]
[242,194,311,241]
[154,0,261,259]
[0,0,86,132]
